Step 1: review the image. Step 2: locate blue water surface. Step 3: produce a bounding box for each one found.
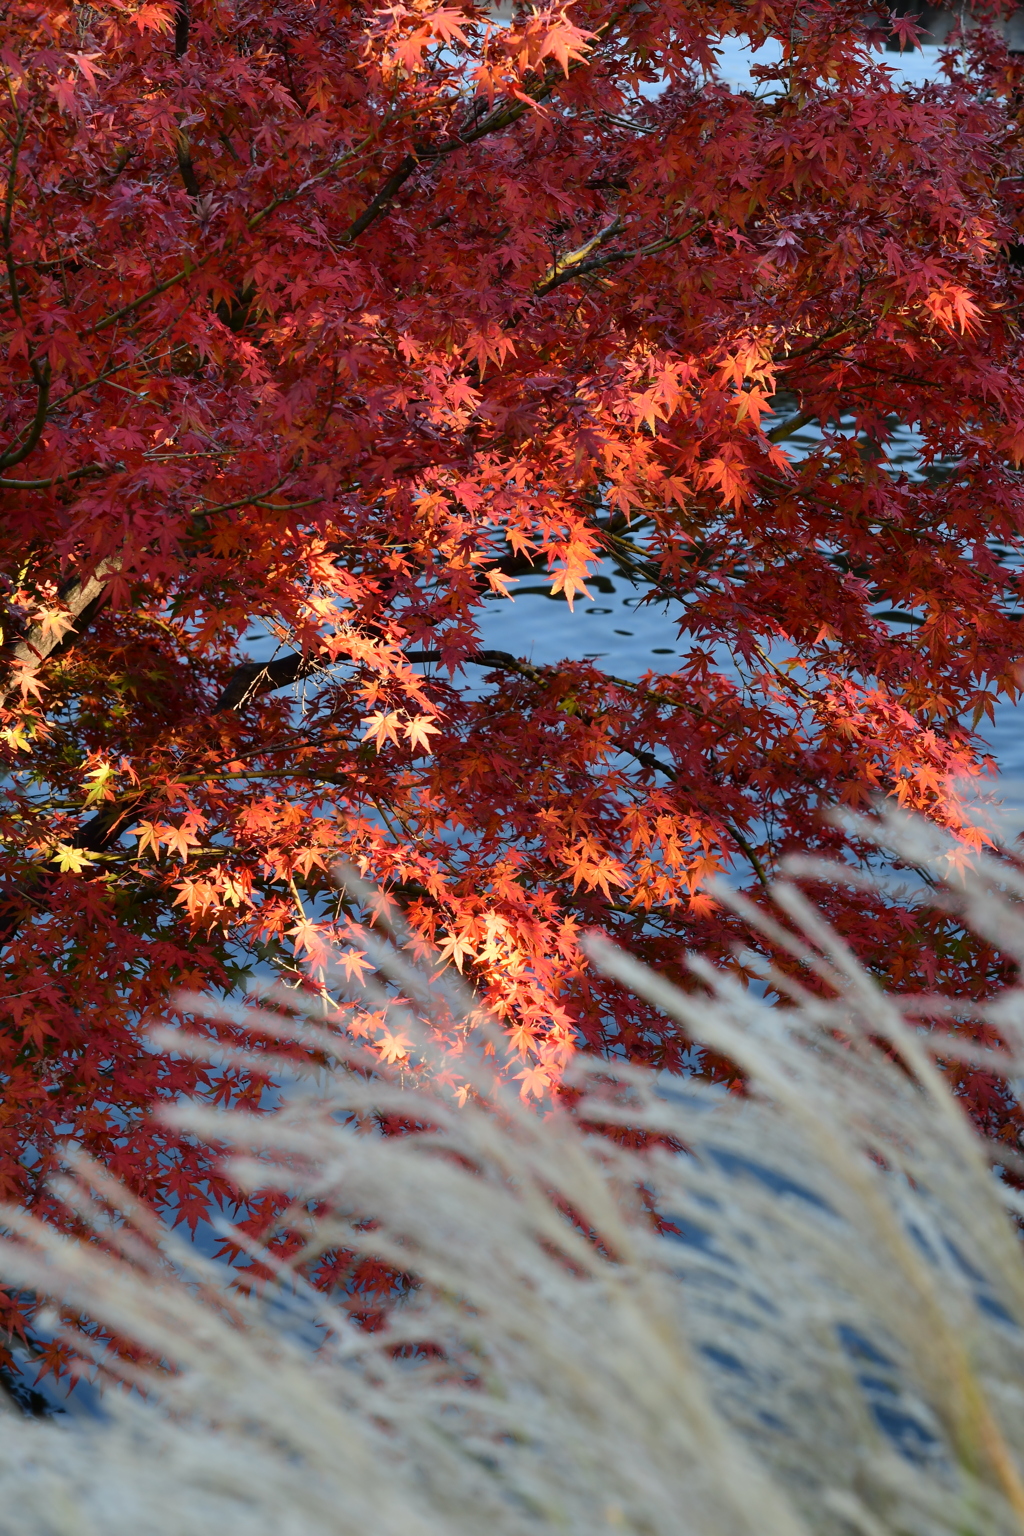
[473,418,1024,784]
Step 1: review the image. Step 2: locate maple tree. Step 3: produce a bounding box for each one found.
[4,0,1024,1356]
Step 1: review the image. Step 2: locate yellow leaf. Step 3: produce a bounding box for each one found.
[51,843,99,875]
[1,725,31,753]
[83,762,115,806]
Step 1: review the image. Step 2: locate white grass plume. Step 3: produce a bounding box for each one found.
[2,809,1024,1536]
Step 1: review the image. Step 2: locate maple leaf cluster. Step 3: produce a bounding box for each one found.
[3,0,1024,1350]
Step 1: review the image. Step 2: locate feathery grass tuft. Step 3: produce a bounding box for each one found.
[3,807,1024,1536]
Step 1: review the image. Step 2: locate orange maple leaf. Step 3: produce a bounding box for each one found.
[536,16,593,75]
[377,1029,411,1065]
[547,565,593,611]
[339,948,374,983]
[363,710,403,750]
[288,917,331,966]
[437,930,476,972]
[923,283,983,336]
[515,1061,552,1099]
[404,714,442,753]
[130,812,205,862]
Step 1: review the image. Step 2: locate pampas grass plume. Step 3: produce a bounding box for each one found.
[1,807,1024,1536]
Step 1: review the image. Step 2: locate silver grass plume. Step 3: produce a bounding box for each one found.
[1,804,1024,1535]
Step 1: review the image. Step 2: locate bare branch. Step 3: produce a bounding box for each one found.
[212,652,320,713]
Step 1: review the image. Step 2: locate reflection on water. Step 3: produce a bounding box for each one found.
[478,566,1024,782]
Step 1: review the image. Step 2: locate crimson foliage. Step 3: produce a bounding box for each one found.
[2,0,1024,1351]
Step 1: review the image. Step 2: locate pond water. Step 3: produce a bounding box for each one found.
[711,36,949,91]
[474,410,1024,787]
[475,567,1024,783]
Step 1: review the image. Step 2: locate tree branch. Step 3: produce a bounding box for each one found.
[766,409,815,444]
[534,215,623,296]
[0,363,51,472]
[175,134,201,199]
[212,652,321,712]
[1,557,121,709]
[174,0,189,57]
[343,154,418,243]
[0,462,110,491]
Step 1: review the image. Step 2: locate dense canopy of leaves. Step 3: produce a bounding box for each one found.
[4,0,1024,1348]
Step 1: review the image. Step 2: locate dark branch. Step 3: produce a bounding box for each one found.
[1,558,120,708]
[212,652,320,712]
[343,155,417,243]
[175,135,201,198]
[174,0,189,57]
[0,363,51,473]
